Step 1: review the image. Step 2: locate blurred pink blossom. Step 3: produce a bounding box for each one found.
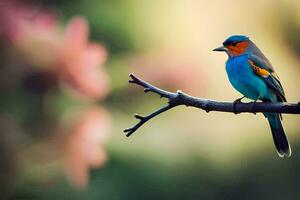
[131,51,206,95]
[62,107,111,190]
[58,17,109,100]
[0,0,37,41]
[0,2,112,189]
[0,1,109,100]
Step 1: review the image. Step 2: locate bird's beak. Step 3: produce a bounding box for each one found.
[213,46,227,52]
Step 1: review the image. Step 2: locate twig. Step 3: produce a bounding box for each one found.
[124,73,300,137]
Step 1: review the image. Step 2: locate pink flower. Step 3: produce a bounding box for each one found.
[1,2,112,190]
[62,107,111,189]
[0,1,109,100]
[58,17,110,100]
[0,0,35,41]
[13,12,61,70]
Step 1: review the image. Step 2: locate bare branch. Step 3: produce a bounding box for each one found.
[124,73,300,137]
[124,104,174,137]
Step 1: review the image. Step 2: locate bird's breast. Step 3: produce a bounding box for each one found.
[225,55,268,100]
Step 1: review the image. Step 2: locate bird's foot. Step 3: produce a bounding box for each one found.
[233,96,245,114]
[251,100,258,114]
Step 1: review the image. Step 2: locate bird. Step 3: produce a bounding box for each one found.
[213,35,291,157]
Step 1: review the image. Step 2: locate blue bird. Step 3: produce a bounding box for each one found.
[213,35,291,157]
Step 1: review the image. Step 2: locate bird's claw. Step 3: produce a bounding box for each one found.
[233,96,245,114]
[251,100,258,114]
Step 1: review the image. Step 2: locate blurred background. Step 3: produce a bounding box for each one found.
[1,0,300,199]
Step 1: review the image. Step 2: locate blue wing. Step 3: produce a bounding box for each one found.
[248,55,286,102]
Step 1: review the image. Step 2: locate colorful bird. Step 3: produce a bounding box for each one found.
[213,35,291,157]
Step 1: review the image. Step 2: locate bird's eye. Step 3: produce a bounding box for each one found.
[232,41,238,46]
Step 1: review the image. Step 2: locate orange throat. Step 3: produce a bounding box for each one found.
[227,41,249,56]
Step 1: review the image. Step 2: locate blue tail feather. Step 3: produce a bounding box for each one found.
[266,113,291,157]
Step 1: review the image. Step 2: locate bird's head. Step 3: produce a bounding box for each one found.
[213,35,250,57]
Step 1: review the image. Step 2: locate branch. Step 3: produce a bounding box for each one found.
[124,73,300,137]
